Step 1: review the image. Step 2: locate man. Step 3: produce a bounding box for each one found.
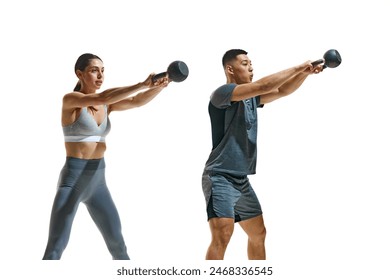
[202,49,322,260]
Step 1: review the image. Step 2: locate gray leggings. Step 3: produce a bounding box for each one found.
[43,157,129,260]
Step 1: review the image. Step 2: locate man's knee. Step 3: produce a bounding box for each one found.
[218,226,234,245]
[256,226,266,242]
[209,218,234,246]
[250,224,266,246]
[239,215,266,243]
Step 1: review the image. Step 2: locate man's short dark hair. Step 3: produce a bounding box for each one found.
[222,49,248,67]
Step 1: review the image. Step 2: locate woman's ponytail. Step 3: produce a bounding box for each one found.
[74,81,81,92]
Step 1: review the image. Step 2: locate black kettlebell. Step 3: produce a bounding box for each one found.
[312,49,342,69]
[153,61,189,82]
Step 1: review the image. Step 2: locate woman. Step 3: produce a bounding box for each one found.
[43,53,169,260]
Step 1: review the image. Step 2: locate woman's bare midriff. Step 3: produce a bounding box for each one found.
[65,142,107,159]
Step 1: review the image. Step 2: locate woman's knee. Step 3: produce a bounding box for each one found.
[107,238,129,259]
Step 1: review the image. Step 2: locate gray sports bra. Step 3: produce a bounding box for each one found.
[63,106,111,142]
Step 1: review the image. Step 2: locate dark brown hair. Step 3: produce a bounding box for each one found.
[73,53,102,91]
[222,49,247,67]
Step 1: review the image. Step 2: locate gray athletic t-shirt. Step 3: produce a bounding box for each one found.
[204,83,262,176]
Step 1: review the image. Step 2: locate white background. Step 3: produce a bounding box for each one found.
[1,0,389,279]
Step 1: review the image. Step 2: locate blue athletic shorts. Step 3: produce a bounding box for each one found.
[202,171,263,222]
